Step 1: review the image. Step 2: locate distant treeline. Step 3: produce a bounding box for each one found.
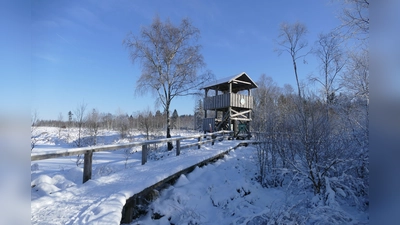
[34,109,200,131]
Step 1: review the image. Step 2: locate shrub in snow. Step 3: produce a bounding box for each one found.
[93,165,115,178]
[251,91,369,220]
[31,163,39,171]
[124,148,135,168]
[169,205,204,225]
[75,154,83,167]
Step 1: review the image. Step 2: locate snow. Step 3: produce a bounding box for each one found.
[31,127,368,224]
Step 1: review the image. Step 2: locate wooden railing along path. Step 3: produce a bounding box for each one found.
[31,131,267,224]
[31,131,233,184]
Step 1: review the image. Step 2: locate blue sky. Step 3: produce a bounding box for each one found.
[28,0,342,120]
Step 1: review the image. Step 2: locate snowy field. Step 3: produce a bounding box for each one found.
[31,127,368,224]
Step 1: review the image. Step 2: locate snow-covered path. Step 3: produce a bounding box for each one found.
[31,140,243,224]
[133,145,287,225]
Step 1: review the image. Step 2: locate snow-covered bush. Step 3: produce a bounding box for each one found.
[252,82,369,213]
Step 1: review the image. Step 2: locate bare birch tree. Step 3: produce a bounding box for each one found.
[115,108,129,138]
[57,112,63,139]
[86,108,100,146]
[124,16,214,150]
[101,113,113,131]
[311,31,346,104]
[31,110,39,151]
[74,102,87,147]
[194,99,204,130]
[275,21,309,98]
[137,108,154,140]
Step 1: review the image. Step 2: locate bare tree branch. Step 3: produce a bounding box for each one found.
[335,0,369,41]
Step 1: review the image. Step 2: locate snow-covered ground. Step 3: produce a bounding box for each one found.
[31,127,368,224]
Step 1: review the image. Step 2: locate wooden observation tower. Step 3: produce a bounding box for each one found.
[201,72,258,139]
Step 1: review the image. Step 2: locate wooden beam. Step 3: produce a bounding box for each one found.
[231,118,252,121]
[231,109,252,118]
[232,113,248,119]
[232,79,251,85]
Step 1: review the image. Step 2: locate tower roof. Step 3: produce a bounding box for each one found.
[202,72,258,92]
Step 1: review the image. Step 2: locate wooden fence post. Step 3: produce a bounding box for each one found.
[142,145,147,165]
[198,137,201,149]
[176,140,180,156]
[122,197,135,223]
[83,151,93,183]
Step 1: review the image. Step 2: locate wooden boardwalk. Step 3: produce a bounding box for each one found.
[31,140,256,224]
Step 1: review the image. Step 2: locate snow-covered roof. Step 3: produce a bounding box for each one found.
[202,72,258,92]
